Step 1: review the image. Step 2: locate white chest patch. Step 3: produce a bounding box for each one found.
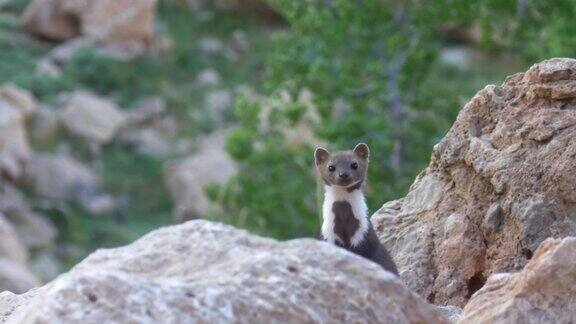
[321,185,369,247]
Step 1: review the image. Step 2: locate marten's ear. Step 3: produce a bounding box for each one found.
[314,147,330,166]
[353,143,370,160]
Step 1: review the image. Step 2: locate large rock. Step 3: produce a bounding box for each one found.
[59,91,126,144]
[206,89,232,126]
[30,106,60,145]
[0,84,38,119]
[0,185,56,249]
[0,214,40,294]
[78,0,157,44]
[372,58,576,307]
[459,237,576,323]
[164,130,238,221]
[0,101,31,180]
[20,0,80,41]
[22,0,157,44]
[32,154,100,202]
[117,128,172,158]
[0,221,448,323]
[0,214,28,266]
[0,258,41,294]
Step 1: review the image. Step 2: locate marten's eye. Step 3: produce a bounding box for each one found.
[351,162,358,170]
[328,165,336,172]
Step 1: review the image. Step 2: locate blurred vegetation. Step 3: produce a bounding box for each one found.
[1,0,271,267]
[2,0,576,267]
[213,0,576,239]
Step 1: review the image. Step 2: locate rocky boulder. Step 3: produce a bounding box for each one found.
[0,100,32,180]
[0,185,56,250]
[460,237,576,323]
[32,154,100,202]
[117,128,172,158]
[0,214,40,294]
[59,91,126,144]
[30,106,60,145]
[21,0,157,44]
[164,130,238,221]
[0,214,28,266]
[0,221,448,323]
[0,84,38,119]
[78,0,157,44]
[372,58,576,307]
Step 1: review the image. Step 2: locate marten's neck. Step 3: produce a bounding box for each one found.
[321,184,369,247]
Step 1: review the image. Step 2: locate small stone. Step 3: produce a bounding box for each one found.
[21,0,157,44]
[80,193,117,215]
[164,130,237,221]
[196,68,221,87]
[59,91,126,144]
[30,106,60,144]
[0,83,38,118]
[0,185,56,249]
[0,101,31,179]
[32,154,100,202]
[125,97,166,126]
[230,30,249,54]
[482,203,503,233]
[206,90,232,126]
[36,58,62,78]
[198,37,224,55]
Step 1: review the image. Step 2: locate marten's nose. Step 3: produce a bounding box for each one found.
[339,172,349,179]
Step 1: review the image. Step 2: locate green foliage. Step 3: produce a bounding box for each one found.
[216,0,454,239]
[437,0,576,61]
[217,0,570,239]
[1,1,271,267]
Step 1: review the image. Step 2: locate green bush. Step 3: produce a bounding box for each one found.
[215,0,576,239]
[214,0,457,239]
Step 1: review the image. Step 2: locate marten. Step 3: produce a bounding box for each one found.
[315,143,399,276]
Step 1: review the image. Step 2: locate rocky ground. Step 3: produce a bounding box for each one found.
[2,58,576,323]
[0,0,267,294]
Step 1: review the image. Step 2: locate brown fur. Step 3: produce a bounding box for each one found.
[315,143,369,189]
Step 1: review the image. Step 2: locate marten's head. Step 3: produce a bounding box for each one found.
[314,143,369,188]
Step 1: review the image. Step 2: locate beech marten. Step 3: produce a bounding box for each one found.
[315,143,398,276]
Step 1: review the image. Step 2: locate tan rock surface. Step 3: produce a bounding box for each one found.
[0,102,31,180]
[59,91,126,144]
[32,153,100,201]
[164,130,238,221]
[373,58,576,307]
[0,84,38,119]
[21,0,157,44]
[0,215,40,294]
[0,259,40,294]
[0,185,56,250]
[21,0,80,41]
[79,0,157,44]
[0,220,448,323]
[459,237,576,323]
[0,214,28,266]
